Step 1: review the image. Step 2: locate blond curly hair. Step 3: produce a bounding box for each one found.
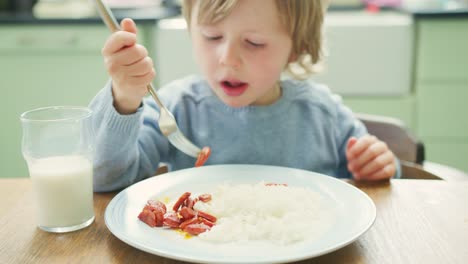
[182,0,328,79]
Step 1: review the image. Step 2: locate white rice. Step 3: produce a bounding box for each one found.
[194,182,331,245]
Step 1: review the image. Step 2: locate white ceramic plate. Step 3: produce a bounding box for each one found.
[105,165,376,263]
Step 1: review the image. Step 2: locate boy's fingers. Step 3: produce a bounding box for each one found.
[346,137,357,151]
[102,18,138,56]
[346,137,358,163]
[347,135,377,159]
[349,141,387,170]
[109,44,148,66]
[354,151,394,178]
[121,18,138,34]
[102,31,137,56]
[360,163,395,181]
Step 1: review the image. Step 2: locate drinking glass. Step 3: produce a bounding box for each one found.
[20,106,95,233]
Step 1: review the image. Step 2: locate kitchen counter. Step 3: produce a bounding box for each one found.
[1,4,467,25]
[400,7,468,17]
[328,4,468,18]
[0,6,179,24]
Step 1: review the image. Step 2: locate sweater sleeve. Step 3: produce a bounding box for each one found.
[88,80,168,192]
[333,97,367,179]
[332,94,401,179]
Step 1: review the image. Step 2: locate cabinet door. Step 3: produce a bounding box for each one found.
[415,18,468,173]
[423,141,468,173]
[416,18,468,82]
[417,83,468,138]
[0,26,111,178]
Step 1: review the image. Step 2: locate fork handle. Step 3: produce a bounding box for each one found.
[93,0,167,111]
[93,0,120,32]
[147,84,167,111]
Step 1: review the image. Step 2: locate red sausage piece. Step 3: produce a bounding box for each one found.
[195,147,211,167]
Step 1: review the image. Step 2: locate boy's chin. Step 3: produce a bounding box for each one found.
[213,91,250,108]
[225,102,249,108]
[221,98,250,108]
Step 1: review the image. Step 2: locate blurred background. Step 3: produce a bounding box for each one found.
[1,0,467,178]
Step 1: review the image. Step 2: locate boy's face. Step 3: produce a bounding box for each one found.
[190,0,293,107]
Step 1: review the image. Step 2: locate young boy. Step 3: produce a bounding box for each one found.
[90,0,399,191]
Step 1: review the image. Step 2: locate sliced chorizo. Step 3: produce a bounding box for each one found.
[198,217,215,227]
[183,223,211,235]
[163,212,181,228]
[197,210,217,223]
[138,210,156,227]
[179,217,200,230]
[195,147,211,167]
[172,192,191,212]
[147,200,167,213]
[154,207,165,227]
[198,194,212,202]
[179,207,196,220]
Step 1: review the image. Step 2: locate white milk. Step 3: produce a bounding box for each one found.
[29,155,94,228]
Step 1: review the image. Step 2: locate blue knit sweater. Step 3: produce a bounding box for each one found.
[89,75,398,192]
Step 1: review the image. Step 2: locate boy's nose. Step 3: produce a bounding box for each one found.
[219,43,241,69]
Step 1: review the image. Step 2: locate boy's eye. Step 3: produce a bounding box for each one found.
[204,35,222,41]
[246,40,265,48]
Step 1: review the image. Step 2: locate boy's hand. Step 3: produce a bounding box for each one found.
[101,18,156,114]
[346,135,396,181]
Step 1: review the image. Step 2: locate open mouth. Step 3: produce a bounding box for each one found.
[220,80,248,96]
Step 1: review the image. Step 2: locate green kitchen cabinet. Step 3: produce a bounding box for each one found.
[423,142,468,170]
[0,24,155,178]
[343,96,416,131]
[339,17,468,173]
[416,19,468,82]
[417,82,468,138]
[414,17,468,172]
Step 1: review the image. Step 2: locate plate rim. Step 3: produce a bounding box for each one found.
[104,164,376,263]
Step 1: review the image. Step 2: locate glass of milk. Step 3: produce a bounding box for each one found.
[20,106,95,233]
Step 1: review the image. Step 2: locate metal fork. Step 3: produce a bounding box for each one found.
[93,0,201,158]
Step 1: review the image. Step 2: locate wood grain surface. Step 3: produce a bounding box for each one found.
[1,178,467,264]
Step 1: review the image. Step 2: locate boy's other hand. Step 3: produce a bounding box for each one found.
[346,135,396,181]
[101,18,156,114]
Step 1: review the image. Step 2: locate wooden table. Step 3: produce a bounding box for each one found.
[1,178,467,264]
